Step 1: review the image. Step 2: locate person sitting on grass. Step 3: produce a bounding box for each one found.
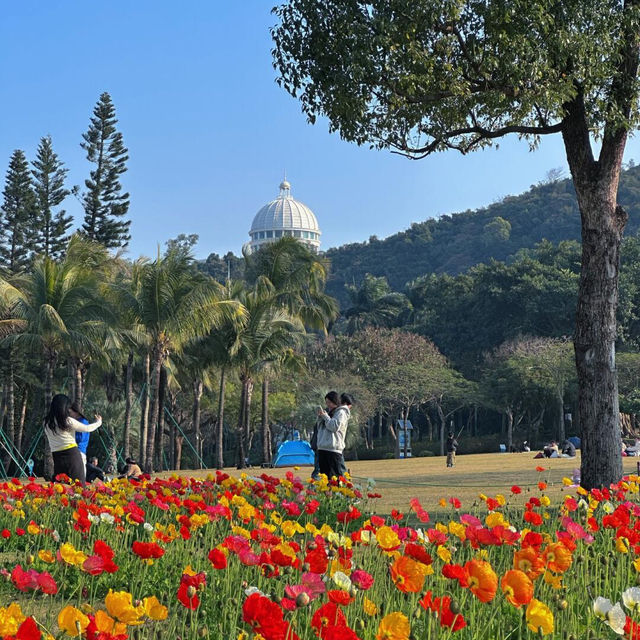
[119,457,142,479]
[86,456,106,482]
[561,439,576,458]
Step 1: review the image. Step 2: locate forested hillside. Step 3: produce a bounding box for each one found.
[324,164,640,305]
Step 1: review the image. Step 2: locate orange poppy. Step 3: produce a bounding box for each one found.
[513,547,545,581]
[541,543,572,573]
[501,569,534,608]
[390,555,428,593]
[464,559,498,603]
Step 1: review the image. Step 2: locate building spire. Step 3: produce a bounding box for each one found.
[279,171,291,196]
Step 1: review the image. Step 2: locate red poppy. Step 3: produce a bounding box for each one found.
[535,466,546,472]
[420,591,466,632]
[131,541,164,559]
[176,572,206,610]
[442,563,469,587]
[35,571,58,594]
[11,565,37,592]
[311,603,346,634]
[208,548,227,570]
[449,497,461,509]
[14,616,42,640]
[327,590,354,606]
[242,593,298,640]
[322,625,362,640]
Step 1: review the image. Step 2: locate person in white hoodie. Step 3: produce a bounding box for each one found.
[316,393,353,479]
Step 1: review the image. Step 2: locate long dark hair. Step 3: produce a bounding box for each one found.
[71,401,86,422]
[45,394,72,433]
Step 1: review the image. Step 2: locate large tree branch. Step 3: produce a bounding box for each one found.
[388,121,563,159]
[599,0,640,181]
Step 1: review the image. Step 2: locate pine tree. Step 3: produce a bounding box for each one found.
[31,136,72,259]
[0,150,36,273]
[81,92,130,248]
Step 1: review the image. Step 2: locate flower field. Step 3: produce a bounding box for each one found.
[0,469,639,640]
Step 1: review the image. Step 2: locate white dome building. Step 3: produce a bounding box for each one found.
[247,180,321,253]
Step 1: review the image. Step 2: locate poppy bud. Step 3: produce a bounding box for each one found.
[308,542,317,551]
[197,627,209,638]
[187,586,197,599]
[349,586,358,599]
[412,607,422,619]
[355,619,365,632]
[558,600,568,610]
[296,592,310,608]
[26,554,34,565]
[449,599,460,615]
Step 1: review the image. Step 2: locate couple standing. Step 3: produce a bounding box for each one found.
[311,391,353,480]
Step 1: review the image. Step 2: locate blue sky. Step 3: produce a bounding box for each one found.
[1,2,639,261]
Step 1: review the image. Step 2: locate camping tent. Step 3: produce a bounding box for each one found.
[272,440,315,467]
[568,436,581,449]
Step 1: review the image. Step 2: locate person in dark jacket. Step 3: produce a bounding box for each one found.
[86,456,106,482]
[311,391,339,480]
[446,432,458,467]
[561,439,576,457]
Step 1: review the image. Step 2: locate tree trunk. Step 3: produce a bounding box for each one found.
[402,407,409,458]
[261,378,270,464]
[561,81,638,488]
[175,435,183,470]
[123,352,133,459]
[144,348,162,473]
[436,401,445,456]
[43,357,55,479]
[6,361,15,474]
[139,352,150,466]
[192,379,203,469]
[156,367,167,470]
[72,359,83,410]
[243,378,254,465]
[236,377,247,469]
[16,388,27,454]
[425,412,434,441]
[506,408,514,452]
[557,390,565,443]
[216,368,226,470]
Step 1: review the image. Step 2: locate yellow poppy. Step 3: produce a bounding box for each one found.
[526,599,554,635]
[58,606,90,636]
[376,611,410,640]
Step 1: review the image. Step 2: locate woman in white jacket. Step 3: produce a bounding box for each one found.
[316,393,353,479]
[44,394,102,484]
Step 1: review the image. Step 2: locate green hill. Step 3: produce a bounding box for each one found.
[324,164,640,306]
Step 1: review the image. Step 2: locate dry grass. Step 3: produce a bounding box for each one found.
[169,452,639,514]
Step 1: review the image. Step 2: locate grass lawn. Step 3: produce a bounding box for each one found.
[175,452,639,514]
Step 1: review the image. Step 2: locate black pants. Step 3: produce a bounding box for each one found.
[53,447,86,484]
[318,450,344,480]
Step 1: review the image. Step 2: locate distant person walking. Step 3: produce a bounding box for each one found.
[43,394,102,484]
[311,391,339,480]
[446,432,458,468]
[71,402,90,466]
[316,393,352,480]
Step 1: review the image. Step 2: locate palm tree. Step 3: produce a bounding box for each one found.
[229,279,305,469]
[344,274,412,335]
[244,238,338,463]
[244,237,338,330]
[0,236,113,477]
[121,248,243,472]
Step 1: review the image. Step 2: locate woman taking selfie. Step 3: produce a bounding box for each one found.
[44,394,102,483]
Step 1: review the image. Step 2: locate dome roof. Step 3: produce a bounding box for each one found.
[250,181,320,233]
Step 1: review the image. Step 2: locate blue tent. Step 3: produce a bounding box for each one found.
[568,436,581,449]
[273,440,315,467]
